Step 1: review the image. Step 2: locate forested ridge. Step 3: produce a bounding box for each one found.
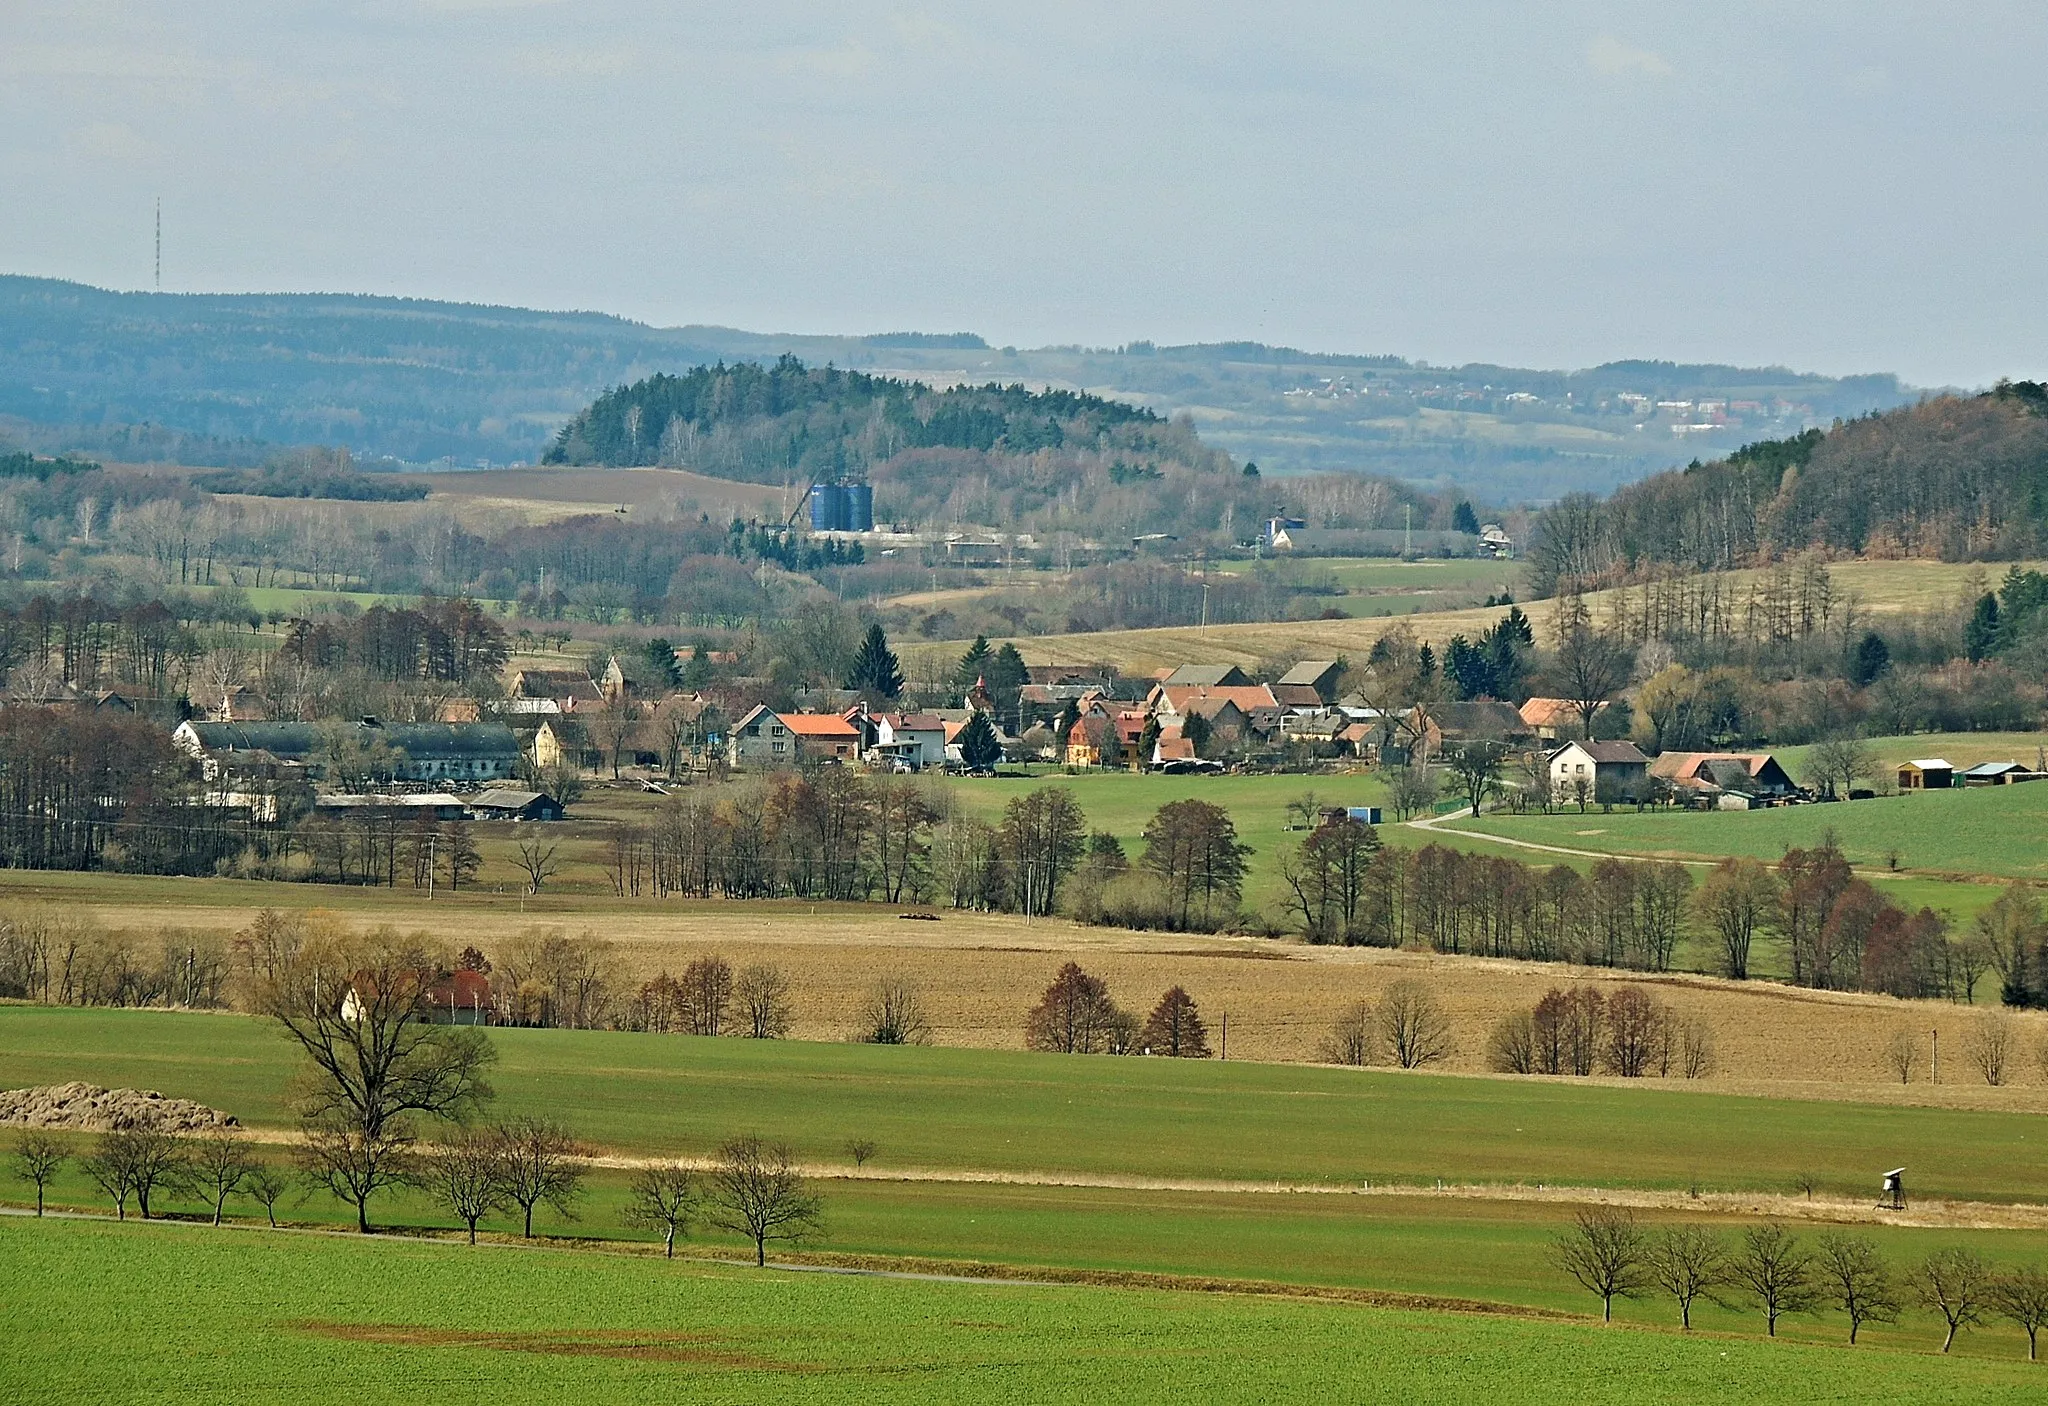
[1532,382,2048,593]
[544,356,1267,542]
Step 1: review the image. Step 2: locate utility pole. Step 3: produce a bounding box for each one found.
[426,832,436,901]
[154,198,160,290]
[1405,503,1412,556]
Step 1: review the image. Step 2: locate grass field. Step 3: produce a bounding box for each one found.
[13,1219,2047,1405]
[10,1008,2048,1201]
[1451,776,2048,881]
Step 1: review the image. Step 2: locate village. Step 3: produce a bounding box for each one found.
[152,643,2048,833]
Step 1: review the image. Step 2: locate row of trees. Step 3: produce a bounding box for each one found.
[1556,1207,2048,1356]
[1487,985,1715,1079]
[10,1122,822,1269]
[602,783,1251,934]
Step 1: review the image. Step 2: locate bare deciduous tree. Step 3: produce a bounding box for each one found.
[515,831,561,895]
[495,1118,588,1238]
[1917,1246,1991,1353]
[1649,1224,1727,1330]
[1883,1028,1920,1084]
[734,963,793,1039]
[1486,1009,1537,1074]
[1816,1232,1901,1343]
[625,1161,695,1259]
[1319,1001,1375,1067]
[1990,1264,2048,1361]
[1969,1013,2017,1086]
[844,1138,878,1167]
[82,1119,185,1221]
[1603,985,1671,1078]
[10,1130,66,1216]
[244,1162,292,1227]
[1674,1015,1716,1079]
[1694,857,1778,980]
[427,1127,507,1244]
[187,1127,256,1226]
[1728,1223,1820,1337]
[1553,1205,1651,1321]
[680,954,734,1036]
[262,927,495,1232]
[708,1135,823,1267]
[1377,980,1453,1069]
[858,974,933,1046]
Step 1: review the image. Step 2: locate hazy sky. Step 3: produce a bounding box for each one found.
[4,3,2044,386]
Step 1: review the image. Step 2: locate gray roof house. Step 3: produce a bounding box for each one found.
[173,720,522,783]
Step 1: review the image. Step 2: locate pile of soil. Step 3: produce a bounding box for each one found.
[0,1082,238,1133]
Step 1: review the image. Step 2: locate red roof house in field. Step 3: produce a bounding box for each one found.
[777,711,862,763]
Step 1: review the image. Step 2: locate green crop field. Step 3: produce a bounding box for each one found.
[1450,780,2048,881]
[6,1217,2046,1403]
[947,768,1390,907]
[9,1009,2048,1202]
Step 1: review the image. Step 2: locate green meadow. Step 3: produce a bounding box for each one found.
[6,1217,2046,1404]
[7,1009,2048,1202]
[1451,779,2048,881]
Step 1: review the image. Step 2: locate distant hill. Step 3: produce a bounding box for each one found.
[0,274,1917,497]
[1527,381,2048,591]
[547,357,1265,542]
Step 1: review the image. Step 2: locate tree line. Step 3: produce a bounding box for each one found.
[1555,1206,2048,1356]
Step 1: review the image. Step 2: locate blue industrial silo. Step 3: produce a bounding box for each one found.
[809,483,846,532]
[844,482,874,532]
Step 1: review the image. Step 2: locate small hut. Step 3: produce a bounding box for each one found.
[1897,759,1953,791]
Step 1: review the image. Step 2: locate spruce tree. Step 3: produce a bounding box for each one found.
[956,635,991,690]
[959,711,1002,771]
[847,623,903,699]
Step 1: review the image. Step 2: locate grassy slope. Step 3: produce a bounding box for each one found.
[1453,779,2048,881]
[8,1009,2048,1201]
[7,1218,2046,1403]
[921,559,2037,672]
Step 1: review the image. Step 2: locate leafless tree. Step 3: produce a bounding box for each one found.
[1816,1232,1901,1343]
[1388,764,1440,822]
[707,1135,823,1267]
[299,1124,413,1232]
[734,963,793,1039]
[858,974,933,1045]
[1990,1264,2048,1361]
[1694,857,1778,980]
[82,1119,186,1220]
[244,1162,292,1227]
[1969,1013,2017,1086]
[1377,979,1453,1069]
[1553,1205,1651,1321]
[1728,1223,1820,1336]
[186,1127,257,1226]
[515,831,561,895]
[1883,1028,1920,1084]
[1674,1015,1716,1079]
[261,927,495,1231]
[680,954,734,1036]
[625,1161,695,1258]
[495,1118,588,1238]
[1486,1010,1537,1074]
[1803,736,1878,801]
[1602,985,1671,1078]
[10,1130,66,1216]
[427,1127,507,1244]
[1917,1247,1991,1353]
[1554,622,1633,739]
[1649,1224,1727,1330]
[1025,962,1125,1054]
[844,1138,878,1167]
[1320,1001,1375,1066]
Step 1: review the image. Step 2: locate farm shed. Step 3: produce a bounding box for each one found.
[1960,761,2045,786]
[471,788,565,822]
[1898,759,1954,790]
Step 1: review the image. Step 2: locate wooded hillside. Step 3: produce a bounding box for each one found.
[1531,382,2048,593]
[543,356,1268,542]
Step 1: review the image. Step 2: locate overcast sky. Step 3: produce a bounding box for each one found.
[3,3,2044,387]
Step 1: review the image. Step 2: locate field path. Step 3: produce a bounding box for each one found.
[1406,808,1718,867]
